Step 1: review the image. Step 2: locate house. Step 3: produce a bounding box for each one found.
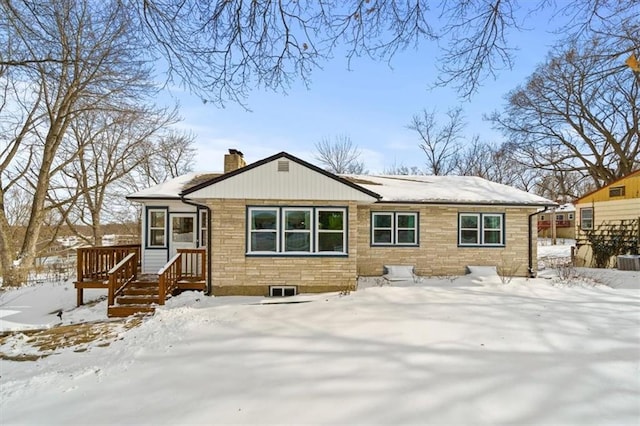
[125,150,555,297]
[537,203,576,240]
[574,170,640,268]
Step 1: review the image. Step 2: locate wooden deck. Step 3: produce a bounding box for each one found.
[74,245,207,317]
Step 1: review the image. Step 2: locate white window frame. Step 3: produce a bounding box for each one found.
[246,207,347,255]
[315,208,347,254]
[147,208,167,248]
[458,213,505,247]
[482,214,504,246]
[371,212,393,245]
[270,285,297,297]
[282,208,313,253]
[248,207,280,253]
[199,209,208,247]
[459,213,481,246]
[371,212,418,246]
[580,208,593,230]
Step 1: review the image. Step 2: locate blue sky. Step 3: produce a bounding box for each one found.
[162,8,566,174]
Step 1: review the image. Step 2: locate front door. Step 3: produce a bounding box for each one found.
[169,213,197,257]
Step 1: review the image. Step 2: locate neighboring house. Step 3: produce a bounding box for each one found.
[537,203,576,240]
[574,170,640,267]
[127,150,555,296]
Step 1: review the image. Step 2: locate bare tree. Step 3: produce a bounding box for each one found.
[383,161,423,175]
[490,33,639,189]
[135,1,629,104]
[453,137,533,190]
[408,107,465,175]
[52,107,179,246]
[135,130,197,187]
[116,130,197,232]
[534,169,594,203]
[0,0,156,286]
[315,135,367,174]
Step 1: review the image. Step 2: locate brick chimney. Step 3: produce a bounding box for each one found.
[224,148,246,173]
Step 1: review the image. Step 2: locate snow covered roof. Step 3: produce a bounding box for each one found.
[342,175,555,206]
[127,172,221,199]
[126,152,554,207]
[556,203,575,212]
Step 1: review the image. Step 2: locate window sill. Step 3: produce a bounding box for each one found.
[370,244,419,248]
[246,253,348,258]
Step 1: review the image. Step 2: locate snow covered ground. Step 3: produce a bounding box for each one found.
[1,241,639,425]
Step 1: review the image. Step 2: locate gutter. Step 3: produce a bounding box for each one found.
[528,206,554,278]
[180,196,213,296]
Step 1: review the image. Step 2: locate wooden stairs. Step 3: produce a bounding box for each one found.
[107,276,207,318]
[108,279,160,318]
[75,245,207,318]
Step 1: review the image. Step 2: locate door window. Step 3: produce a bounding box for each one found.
[172,216,195,243]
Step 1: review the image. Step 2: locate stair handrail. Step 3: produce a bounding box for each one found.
[158,253,182,305]
[107,252,138,307]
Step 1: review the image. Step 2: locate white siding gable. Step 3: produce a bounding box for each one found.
[186,157,378,202]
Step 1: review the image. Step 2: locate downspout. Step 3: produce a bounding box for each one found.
[180,196,213,296]
[528,206,553,278]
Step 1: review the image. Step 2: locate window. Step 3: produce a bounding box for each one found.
[458,213,504,246]
[556,214,564,221]
[247,207,347,255]
[148,209,167,247]
[371,212,418,246]
[249,208,279,252]
[580,208,593,230]
[284,209,311,252]
[270,286,297,297]
[172,216,195,243]
[199,210,208,246]
[609,186,625,197]
[316,209,345,252]
[568,213,574,220]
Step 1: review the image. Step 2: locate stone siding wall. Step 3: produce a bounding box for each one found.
[357,205,537,277]
[206,199,358,295]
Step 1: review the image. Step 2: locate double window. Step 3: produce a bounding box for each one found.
[458,213,504,246]
[371,212,418,246]
[248,207,347,255]
[147,209,167,248]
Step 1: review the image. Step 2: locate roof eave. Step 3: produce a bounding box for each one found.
[374,200,558,207]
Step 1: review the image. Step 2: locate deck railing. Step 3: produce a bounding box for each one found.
[76,244,140,283]
[107,252,138,306]
[158,253,181,304]
[538,220,572,230]
[177,248,207,282]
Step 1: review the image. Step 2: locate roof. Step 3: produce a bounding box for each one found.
[556,203,575,212]
[126,152,555,207]
[127,173,221,200]
[342,175,555,206]
[575,169,640,203]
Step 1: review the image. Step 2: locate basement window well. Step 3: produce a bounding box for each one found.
[270,286,297,297]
